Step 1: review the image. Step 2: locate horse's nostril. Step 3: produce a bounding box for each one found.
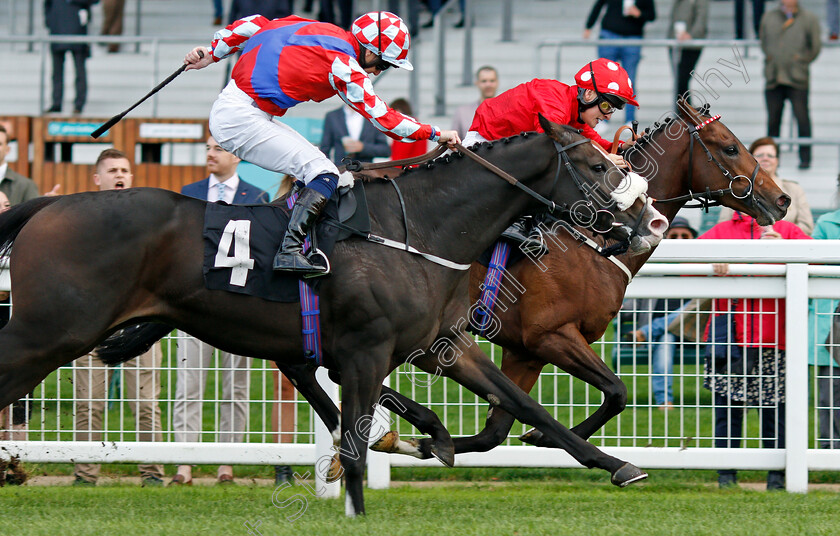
[777,195,791,209]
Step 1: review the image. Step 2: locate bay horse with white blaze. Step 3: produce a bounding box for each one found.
[0,117,664,516]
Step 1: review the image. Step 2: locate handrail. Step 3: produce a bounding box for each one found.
[535,37,840,80]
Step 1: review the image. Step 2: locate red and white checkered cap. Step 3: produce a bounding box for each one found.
[351,11,413,71]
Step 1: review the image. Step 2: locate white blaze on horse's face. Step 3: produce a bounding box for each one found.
[611,172,648,211]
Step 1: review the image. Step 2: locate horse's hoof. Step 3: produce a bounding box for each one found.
[370,430,400,453]
[325,453,343,483]
[611,463,648,487]
[430,440,455,468]
[519,427,544,446]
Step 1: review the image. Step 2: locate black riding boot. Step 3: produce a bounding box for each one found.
[273,187,329,274]
[501,216,544,255]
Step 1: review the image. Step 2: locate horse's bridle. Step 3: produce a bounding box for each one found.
[654,114,760,210]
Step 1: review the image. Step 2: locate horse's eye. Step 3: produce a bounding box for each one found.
[592,163,607,173]
[725,145,738,156]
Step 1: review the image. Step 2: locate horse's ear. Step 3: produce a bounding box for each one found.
[538,113,570,142]
[676,97,701,125]
[538,113,558,137]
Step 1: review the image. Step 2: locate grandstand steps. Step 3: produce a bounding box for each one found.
[1,0,836,209]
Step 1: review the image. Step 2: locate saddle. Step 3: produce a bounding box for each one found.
[202,180,371,302]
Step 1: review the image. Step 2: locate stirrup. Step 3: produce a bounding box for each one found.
[302,249,331,279]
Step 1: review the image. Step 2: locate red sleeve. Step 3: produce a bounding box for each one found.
[328,54,438,142]
[210,15,272,61]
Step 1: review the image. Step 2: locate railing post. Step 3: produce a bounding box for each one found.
[461,0,473,86]
[434,15,446,117]
[785,263,809,493]
[314,367,341,499]
[135,0,143,54]
[500,0,513,42]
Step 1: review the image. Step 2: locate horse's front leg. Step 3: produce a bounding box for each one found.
[519,326,627,445]
[370,386,455,467]
[337,350,390,517]
[414,340,646,487]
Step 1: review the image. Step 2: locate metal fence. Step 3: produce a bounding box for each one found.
[2,240,840,494]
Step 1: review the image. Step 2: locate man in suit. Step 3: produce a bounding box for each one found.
[181,135,270,204]
[319,106,391,165]
[0,124,39,205]
[451,66,499,137]
[171,136,272,486]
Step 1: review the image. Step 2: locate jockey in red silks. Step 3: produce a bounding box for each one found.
[184,11,460,276]
[465,58,640,249]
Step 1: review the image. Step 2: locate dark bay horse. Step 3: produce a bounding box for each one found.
[0,117,664,516]
[234,103,791,464]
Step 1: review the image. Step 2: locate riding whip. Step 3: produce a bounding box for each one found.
[90,50,204,139]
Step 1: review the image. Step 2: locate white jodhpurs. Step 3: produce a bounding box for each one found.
[462,130,488,147]
[209,80,339,184]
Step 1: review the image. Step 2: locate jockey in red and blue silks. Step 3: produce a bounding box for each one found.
[184,11,460,276]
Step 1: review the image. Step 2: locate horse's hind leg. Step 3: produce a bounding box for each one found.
[519,327,627,445]
[419,341,646,487]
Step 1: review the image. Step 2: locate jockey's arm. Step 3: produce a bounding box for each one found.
[185,14,272,70]
[331,56,460,147]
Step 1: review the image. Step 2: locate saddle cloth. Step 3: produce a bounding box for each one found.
[202,181,370,302]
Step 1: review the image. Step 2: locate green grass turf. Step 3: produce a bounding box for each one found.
[2,478,838,536]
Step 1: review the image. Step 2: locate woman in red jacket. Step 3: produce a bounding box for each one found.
[699,211,810,490]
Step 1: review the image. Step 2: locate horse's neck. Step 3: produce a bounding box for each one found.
[367,138,554,264]
[623,132,691,275]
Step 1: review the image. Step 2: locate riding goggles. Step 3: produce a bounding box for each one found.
[597,94,626,115]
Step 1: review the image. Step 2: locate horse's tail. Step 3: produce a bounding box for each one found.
[96,323,174,365]
[0,197,62,256]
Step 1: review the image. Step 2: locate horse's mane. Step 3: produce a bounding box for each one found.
[624,102,714,161]
[351,129,567,185]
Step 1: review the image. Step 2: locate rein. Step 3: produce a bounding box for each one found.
[341,145,448,172]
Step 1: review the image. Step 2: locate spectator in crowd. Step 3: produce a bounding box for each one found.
[668,0,709,106]
[583,0,656,129]
[171,136,269,486]
[72,149,165,487]
[389,98,428,161]
[422,0,466,28]
[319,106,391,164]
[44,0,98,115]
[316,0,354,29]
[829,0,839,40]
[734,0,766,39]
[717,137,813,235]
[808,210,840,449]
[183,11,459,276]
[700,209,811,490]
[628,217,698,409]
[451,65,499,138]
[101,0,126,53]
[213,0,223,25]
[760,0,821,170]
[0,124,39,204]
[228,0,293,24]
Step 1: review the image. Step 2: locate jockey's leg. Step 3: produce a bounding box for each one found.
[501,216,545,256]
[273,174,337,274]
